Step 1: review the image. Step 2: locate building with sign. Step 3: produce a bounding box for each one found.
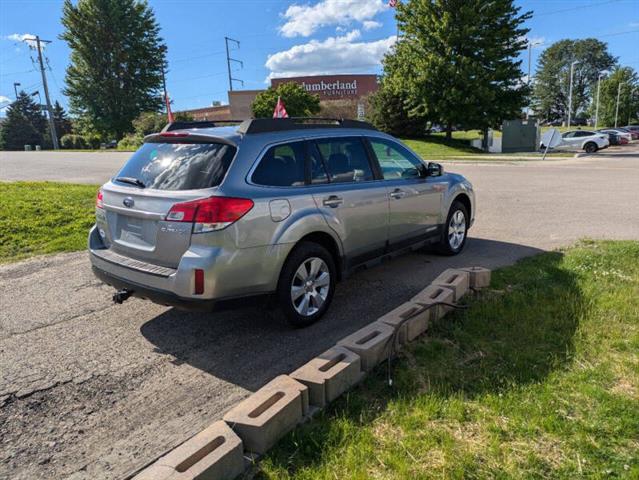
[178,74,379,121]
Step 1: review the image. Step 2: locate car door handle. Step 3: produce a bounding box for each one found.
[322,195,343,208]
[389,188,406,199]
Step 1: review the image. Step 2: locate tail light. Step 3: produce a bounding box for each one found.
[96,189,104,209]
[166,196,254,233]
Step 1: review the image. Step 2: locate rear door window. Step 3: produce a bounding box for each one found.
[114,142,236,191]
[252,142,306,187]
[314,137,374,183]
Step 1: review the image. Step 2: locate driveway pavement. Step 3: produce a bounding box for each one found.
[1,148,638,479]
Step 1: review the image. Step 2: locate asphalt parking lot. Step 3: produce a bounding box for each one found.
[1,147,638,479]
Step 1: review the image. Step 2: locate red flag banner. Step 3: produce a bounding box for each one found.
[165,92,175,123]
[273,96,289,119]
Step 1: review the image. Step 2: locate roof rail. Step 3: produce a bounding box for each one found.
[162,120,244,132]
[237,117,378,135]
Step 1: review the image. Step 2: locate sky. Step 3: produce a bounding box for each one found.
[1,0,638,115]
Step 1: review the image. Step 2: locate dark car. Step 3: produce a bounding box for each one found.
[597,130,621,145]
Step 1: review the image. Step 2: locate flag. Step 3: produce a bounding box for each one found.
[389,0,398,7]
[165,91,175,123]
[273,96,289,119]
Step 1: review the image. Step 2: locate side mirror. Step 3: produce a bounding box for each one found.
[427,162,444,177]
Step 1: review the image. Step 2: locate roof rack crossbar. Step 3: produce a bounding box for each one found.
[162,120,245,132]
[237,117,378,135]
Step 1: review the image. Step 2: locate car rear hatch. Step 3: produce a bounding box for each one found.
[96,134,237,268]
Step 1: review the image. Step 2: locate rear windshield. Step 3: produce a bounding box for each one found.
[114,142,236,191]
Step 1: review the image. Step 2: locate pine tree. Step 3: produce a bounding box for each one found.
[0,91,47,150]
[385,0,531,139]
[53,101,73,139]
[532,39,616,124]
[60,0,167,139]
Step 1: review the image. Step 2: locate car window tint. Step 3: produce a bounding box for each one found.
[252,142,306,187]
[314,137,374,183]
[369,138,423,180]
[563,132,575,138]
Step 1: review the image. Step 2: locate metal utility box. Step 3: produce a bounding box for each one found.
[501,118,540,153]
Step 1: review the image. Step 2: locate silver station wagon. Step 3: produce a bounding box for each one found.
[89,118,475,326]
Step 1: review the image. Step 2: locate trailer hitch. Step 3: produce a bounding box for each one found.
[112,289,133,304]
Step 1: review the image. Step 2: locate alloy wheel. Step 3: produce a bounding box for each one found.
[448,210,466,250]
[290,257,330,317]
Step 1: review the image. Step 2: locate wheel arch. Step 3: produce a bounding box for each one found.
[295,231,344,280]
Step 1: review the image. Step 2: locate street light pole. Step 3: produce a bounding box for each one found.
[526,40,542,118]
[594,71,607,129]
[13,82,21,98]
[567,60,579,128]
[615,81,624,128]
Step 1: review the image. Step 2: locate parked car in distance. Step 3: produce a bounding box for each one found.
[598,128,631,143]
[541,130,609,153]
[597,129,627,145]
[622,125,639,140]
[89,118,475,327]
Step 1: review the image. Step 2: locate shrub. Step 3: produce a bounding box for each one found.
[117,133,144,151]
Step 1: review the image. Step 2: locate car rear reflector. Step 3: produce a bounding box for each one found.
[194,269,205,294]
[96,189,104,209]
[166,197,254,233]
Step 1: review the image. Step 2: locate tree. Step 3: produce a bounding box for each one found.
[384,0,531,139]
[251,82,320,118]
[0,91,47,150]
[532,39,616,124]
[60,0,167,139]
[367,83,427,137]
[52,101,73,139]
[591,67,639,127]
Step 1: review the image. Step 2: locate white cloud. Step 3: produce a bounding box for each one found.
[265,30,396,79]
[280,0,387,37]
[6,33,41,49]
[363,20,382,31]
[0,95,11,110]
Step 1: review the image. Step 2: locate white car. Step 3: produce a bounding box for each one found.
[542,130,610,153]
[599,128,632,143]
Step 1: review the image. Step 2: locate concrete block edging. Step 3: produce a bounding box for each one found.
[131,266,491,480]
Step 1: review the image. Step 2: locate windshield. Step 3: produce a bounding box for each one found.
[113,142,236,191]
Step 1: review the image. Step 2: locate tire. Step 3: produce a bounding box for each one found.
[276,241,336,328]
[584,142,598,154]
[437,200,469,256]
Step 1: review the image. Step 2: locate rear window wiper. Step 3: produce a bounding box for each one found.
[115,176,146,188]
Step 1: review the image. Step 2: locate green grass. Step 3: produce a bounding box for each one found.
[401,136,483,158]
[0,181,98,263]
[258,240,639,479]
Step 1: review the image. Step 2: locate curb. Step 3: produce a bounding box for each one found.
[130,266,492,480]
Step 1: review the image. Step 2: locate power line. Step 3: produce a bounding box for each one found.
[535,0,623,17]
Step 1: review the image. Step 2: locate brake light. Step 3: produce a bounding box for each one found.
[96,189,104,209]
[160,132,190,138]
[166,197,254,233]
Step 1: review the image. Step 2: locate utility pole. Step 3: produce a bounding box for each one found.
[567,60,579,128]
[24,35,59,150]
[13,82,21,98]
[224,37,243,92]
[615,81,624,128]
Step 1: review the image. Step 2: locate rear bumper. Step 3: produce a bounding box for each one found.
[88,225,293,306]
[91,265,270,311]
